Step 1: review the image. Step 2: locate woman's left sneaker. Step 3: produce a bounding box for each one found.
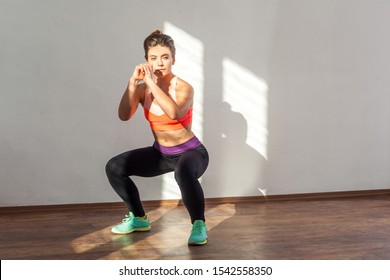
[188,220,208,245]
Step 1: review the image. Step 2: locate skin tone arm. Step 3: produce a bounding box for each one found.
[142,63,193,120]
[118,65,146,121]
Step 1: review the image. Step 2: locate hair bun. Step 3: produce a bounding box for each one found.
[151,30,163,35]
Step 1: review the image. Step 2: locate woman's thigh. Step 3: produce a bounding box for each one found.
[108,146,173,177]
[175,146,209,179]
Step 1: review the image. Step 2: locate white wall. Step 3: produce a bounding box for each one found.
[1,0,389,207]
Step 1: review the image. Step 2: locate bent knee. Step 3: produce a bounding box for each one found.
[106,157,125,177]
[174,166,197,184]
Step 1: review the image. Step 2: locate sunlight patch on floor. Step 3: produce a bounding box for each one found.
[205,203,236,230]
[70,226,112,253]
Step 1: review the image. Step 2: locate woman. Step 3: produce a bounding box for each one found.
[106,30,209,245]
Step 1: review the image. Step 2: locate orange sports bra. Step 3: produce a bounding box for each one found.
[143,76,192,131]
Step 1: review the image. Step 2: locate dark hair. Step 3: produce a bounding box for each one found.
[143,30,176,60]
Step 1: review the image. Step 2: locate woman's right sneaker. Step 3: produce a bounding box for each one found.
[111,212,151,234]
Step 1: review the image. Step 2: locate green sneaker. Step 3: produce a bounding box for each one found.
[111,212,151,234]
[188,220,208,245]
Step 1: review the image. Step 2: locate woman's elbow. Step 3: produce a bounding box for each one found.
[118,112,131,121]
[166,110,181,120]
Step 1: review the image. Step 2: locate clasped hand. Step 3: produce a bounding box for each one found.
[132,63,155,84]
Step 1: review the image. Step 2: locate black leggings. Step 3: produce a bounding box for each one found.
[105,144,209,223]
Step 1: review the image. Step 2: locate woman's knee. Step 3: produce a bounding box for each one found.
[174,164,196,186]
[105,156,124,177]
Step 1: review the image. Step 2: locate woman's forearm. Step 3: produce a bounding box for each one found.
[146,82,180,120]
[118,78,139,121]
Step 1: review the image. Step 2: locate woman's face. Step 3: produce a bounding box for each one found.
[147,45,175,77]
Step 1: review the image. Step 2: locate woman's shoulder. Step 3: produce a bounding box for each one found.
[175,76,193,93]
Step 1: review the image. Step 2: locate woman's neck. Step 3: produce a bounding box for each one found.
[156,72,175,87]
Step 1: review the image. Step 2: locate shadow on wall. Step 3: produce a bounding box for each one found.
[216,101,267,197]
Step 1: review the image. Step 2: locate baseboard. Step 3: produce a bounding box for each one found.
[1,188,389,214]
[205,188,390,204]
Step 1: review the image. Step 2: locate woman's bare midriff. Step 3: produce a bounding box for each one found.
[152,126,195,147]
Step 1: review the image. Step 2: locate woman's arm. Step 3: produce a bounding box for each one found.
[118,65,145,121]
[142,65,193,120]
[145,79,193,120]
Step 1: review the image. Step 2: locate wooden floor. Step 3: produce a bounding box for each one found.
[1,193,390,260]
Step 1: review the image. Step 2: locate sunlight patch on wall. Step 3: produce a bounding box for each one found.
[164,22,204,140]
[161,22,205,199]
[222,58,269,159]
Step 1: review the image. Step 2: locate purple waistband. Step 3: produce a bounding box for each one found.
[153,136,202,155]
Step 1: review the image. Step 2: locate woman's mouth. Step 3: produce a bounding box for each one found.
[154,69,165,75]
